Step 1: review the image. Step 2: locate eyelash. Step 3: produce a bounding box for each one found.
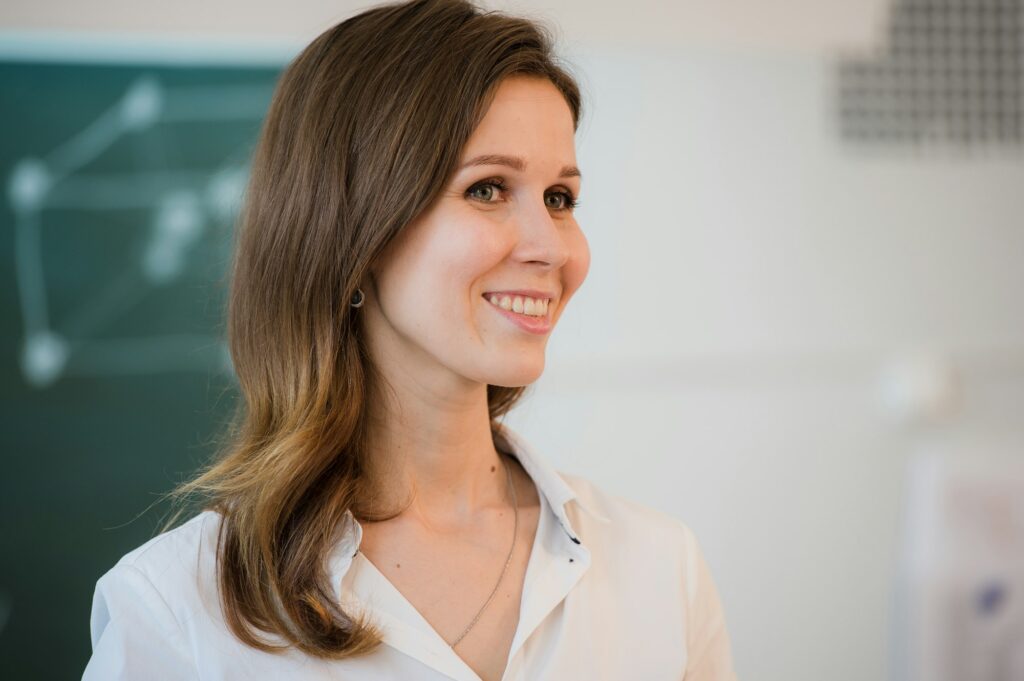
[465,179,580,212]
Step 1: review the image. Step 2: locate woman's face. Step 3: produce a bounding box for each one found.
[364,75,589,390]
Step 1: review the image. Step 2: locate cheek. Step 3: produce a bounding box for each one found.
[450,228,507,277]
[562,227,591,297]
[391,220,508,305]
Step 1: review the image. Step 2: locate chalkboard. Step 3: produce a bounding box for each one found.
[0,41,284,678]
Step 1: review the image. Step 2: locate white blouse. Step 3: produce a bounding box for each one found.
[83,424,737,680]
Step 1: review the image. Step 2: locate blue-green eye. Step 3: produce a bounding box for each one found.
[467,180,506,202]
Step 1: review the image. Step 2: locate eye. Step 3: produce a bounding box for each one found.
[466,179,508,204]
[465,178,581,212]
[545,190,579,211]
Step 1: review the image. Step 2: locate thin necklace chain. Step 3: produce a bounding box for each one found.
[448,453,518,648]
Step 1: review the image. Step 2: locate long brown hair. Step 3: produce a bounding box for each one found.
[166,0,584,659]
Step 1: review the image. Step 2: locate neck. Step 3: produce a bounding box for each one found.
[364,379,510,527]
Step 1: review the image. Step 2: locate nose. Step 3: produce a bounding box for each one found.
[510,197,571,270]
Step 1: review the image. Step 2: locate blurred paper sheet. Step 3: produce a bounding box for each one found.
[896,443,1024,681]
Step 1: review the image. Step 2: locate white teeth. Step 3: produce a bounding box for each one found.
[485,294,549,317]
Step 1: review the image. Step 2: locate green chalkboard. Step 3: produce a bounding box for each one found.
[0,45,284,678]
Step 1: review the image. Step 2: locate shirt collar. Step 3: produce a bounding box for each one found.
[328,422,610,592]
[335,425,607,677]
[331,421,610,593]
[491,421,612,539]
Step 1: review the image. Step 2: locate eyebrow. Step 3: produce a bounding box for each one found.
[459,154,582,180]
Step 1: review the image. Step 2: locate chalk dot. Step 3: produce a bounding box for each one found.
[205,166,247,223]
[142,191,203,284]
[121,76,162,130]
[22,331,69,388]
[8,158,51,212]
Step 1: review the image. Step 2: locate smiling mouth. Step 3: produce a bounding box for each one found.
[482,293,550,318]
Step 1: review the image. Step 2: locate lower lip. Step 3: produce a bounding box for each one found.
[483,297,552,335]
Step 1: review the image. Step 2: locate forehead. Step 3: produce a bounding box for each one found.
[463,76,576,159]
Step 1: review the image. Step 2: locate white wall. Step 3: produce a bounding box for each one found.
[4,2,1021,680]
[0,0,888,53]
[511,45,1024,681]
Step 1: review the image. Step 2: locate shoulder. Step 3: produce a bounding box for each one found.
[557,471,719,603]
[91,510,224,638]
[553,471,732,669]
[85,511,225,679]
[104,510,221,588]
[560,470,697,546]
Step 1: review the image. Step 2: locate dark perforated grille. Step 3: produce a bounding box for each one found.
[836,0,1024,148]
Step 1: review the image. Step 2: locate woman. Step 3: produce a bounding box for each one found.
[83,0,736,679]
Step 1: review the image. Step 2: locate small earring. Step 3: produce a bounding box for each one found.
[350,287,365,308]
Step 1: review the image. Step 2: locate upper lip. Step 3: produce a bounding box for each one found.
[482,289,556,300]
